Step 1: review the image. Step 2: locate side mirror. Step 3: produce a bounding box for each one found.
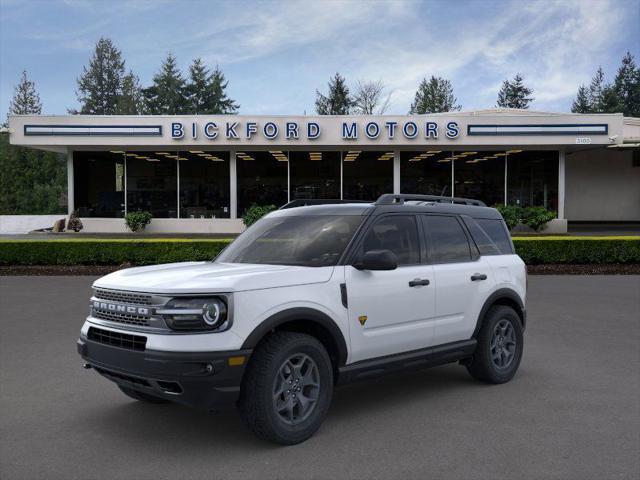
[354,249,398,271]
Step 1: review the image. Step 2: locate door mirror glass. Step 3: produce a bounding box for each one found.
[354,249,398,271]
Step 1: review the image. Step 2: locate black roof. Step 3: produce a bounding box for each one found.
[272,194,503,220]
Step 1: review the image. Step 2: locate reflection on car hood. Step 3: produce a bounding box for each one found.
[93,262,335,294]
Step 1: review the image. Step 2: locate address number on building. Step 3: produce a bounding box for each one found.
[576,137,592,144]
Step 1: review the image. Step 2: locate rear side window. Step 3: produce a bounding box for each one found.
[360,215,420,265]
[423,215,472,263]
[476,219,513,254]
[462,217,501,256]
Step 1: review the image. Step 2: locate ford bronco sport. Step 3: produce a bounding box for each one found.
[78,194,526,444]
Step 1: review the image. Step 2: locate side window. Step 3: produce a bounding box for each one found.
[476,219,513,254]
[360,215,420,266]
[462,216,501,256]
[423,215,472,263]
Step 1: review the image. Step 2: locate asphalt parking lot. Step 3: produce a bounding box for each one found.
[1,275,638,480]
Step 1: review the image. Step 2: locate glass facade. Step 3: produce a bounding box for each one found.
[343,151,394,201]
[179,151,230,218]
[236,150,288,215]
[289,151,340,200]
[73,148,559,219]
[401,150,452,197]
[507,150,558,210]
[126,152,177,218]
[453,151,505,207]
[73,151,125,217]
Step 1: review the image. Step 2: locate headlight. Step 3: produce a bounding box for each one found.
[158,297,229,331]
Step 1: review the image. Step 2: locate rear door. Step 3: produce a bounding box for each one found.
[345,214,436,363]
[422,215,495,345]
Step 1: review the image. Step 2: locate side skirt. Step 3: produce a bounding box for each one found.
[337,339,477,385]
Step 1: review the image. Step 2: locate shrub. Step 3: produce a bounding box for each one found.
[521,206,557,232]
[512,237,640,264]
[493,204,556,231]
[125,211,153,232]
[494,204,520,230]
[242,204,276,227]
[67,210,83,232]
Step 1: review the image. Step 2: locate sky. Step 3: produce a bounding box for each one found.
[0,0,638,117]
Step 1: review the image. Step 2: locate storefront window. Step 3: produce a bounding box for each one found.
[73,151,125,217]
[126,152,177,218]
[237,150,288,215]
[454,151,505,207]
[178,151,230,218]
[507,150,558,210]
[289,151,340,200]
[343,151,394,201]
[401,150,452,197]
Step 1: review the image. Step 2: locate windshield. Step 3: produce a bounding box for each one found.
[216,215,363,267]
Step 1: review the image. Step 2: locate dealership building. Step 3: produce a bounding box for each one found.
[8,109,640,233]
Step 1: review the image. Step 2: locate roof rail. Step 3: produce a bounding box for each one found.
[375,194,486,207]
[279,199,371,210]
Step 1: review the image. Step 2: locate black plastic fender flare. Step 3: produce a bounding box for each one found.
[472,288,526,338]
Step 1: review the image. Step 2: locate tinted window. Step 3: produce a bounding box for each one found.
[423,216,472,263]
[360,216,420,266]
[462,217,501,256]
[217,215,362,267]
[476,219,513,254]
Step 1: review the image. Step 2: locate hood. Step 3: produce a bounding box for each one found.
[93,262,335,294]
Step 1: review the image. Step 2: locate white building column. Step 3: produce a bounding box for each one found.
[393,150,400,194]
[230,150,237,219]
[558,149,566,220]
[66,148,74,215]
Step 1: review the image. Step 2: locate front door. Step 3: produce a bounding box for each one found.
[345,214,436,363]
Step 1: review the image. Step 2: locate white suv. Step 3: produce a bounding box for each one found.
[78,194,526,444]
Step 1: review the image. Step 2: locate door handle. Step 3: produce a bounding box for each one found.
[471,273,487,281]
[409,278,430,287]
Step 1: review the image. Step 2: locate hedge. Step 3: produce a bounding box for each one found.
[0,239,231,266]
[0,237,638,266]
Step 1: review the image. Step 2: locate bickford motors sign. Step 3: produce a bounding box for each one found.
[171,119,461,141]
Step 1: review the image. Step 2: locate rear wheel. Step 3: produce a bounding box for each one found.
[118,385,169,404]
[466,305,523,384]
[239,331,334,445]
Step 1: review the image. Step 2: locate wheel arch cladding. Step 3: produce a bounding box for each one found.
[241,308,349,369]
[473,288,526,338]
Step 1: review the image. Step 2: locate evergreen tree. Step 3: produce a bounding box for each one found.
[315,73,353,115]
[496,74,534,109]
[207,65,239,114]
[8,70,42,117]
[143,53,188,114]
[571,85,591,113]
[116,71,144,115]
[409,76,460,114]
[587,66,607,112]
[75,37,126,114]
[185,59,239,114]
[1,73,66,214]
[613,51,640,117]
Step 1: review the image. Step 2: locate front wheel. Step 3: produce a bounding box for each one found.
[239,332,334,445]
[466,305,523,384]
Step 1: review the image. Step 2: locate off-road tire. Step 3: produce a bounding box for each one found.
[238,331,334,445]
[118,385,169,404]
[466,305,523,384]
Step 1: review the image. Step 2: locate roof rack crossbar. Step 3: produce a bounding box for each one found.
[279,199,371,210]
[375,194,486,207]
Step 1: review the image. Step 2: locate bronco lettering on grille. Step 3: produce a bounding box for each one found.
[93,301,149,316]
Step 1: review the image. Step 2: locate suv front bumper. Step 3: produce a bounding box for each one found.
[77,336,252,410]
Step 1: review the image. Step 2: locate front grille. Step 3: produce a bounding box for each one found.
[92,310,150,327]
[88,327,147,351]
[94,289,152,305]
